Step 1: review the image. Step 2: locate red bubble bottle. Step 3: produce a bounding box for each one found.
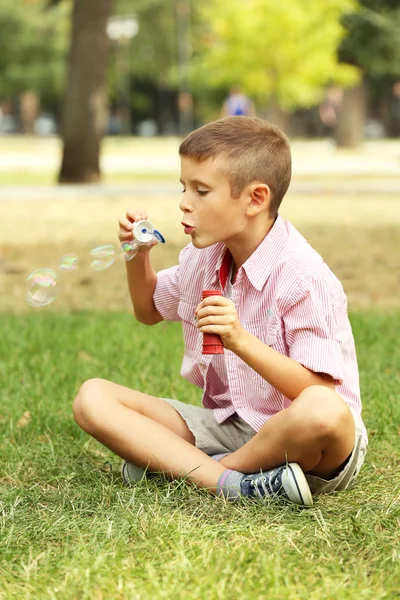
[201,290,224,354]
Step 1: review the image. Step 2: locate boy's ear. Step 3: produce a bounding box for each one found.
[246,183,271,214]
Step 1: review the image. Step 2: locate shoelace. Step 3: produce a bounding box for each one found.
[249,467,284,498]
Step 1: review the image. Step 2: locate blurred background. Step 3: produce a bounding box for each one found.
[1,0,400,312]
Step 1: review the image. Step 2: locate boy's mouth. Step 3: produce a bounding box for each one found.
[181,222,195,234]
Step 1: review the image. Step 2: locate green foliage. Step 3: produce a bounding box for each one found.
[0,0,69,100]
[2,0,399,122]
[190,0,361,111]
[340,1,400,78]
[114,0,178,82]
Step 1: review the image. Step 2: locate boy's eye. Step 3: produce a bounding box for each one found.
[197,190,208,196]
[181,188,186,193]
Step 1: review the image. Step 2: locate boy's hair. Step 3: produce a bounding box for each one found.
[179,116,292,215]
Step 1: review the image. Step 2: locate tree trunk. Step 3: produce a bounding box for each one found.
[59,0,115,183]
[20,91,39,134]
[335,80,367,148]
[262,95,291,132]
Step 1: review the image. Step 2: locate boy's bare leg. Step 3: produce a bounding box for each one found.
[220,385,355,479]
[73,378,226,493]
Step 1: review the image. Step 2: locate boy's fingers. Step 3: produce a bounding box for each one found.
[126,209,147,222]
[118,217,134,230]
[198,305,230,317]
[118,231,134,241]
[201,296,230,307]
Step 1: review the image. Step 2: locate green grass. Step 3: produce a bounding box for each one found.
[0,312,399,599]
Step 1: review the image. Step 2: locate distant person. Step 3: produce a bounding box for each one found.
[74,116,367,507]
[221,86,255,117]
[319,86,343,137]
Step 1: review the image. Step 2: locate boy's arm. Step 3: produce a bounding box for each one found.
[119,208,185,325]
[231,333,335,401]
[125,253,163,325]
[197,298,336,401]
[196,275,345,400]
[118,208,162,325]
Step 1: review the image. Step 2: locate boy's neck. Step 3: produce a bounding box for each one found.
[227,215,276,273]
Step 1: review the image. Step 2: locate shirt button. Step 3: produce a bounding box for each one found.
[199,362,207,371]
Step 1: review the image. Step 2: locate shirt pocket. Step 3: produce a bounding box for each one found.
[178,299,212,382]
[244,317,282,388]
[177,300,201,357]
[177,299,197,325]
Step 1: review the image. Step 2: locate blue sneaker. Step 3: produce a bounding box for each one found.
[240,462,313,506]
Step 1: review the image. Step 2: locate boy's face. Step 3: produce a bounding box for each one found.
[179,156,253,249]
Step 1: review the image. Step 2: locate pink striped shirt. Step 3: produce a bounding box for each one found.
[153,215,367,440]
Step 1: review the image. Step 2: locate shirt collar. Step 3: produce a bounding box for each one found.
[215,214,288,291]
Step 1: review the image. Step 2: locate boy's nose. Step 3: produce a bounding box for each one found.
[179,193,193,213]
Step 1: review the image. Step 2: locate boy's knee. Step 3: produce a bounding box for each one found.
[294,385,353,442]
[73,378,107,430]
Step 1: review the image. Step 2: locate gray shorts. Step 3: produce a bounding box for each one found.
[162,398,367,495]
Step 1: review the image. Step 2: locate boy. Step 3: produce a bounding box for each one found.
[73,117,367,506]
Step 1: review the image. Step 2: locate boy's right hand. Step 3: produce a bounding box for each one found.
[118,209,158,253]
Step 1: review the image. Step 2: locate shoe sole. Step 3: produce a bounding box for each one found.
[283,463,313,506]
[121,461,146,484]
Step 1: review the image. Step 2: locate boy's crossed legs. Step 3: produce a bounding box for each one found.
[73,380,356,504]
[73,379,226,492]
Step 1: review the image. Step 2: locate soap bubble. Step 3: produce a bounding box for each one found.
[59,253,79,271]
[90,245,115,271]
[26,268,58,308]
[120,239,140,262]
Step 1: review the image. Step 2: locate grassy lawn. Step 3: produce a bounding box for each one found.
[0,311,399,599]
[1,135,399,187]
[1,136,399,597]
[0,135,181,187]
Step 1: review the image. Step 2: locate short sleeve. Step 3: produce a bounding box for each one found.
[282,276,346,384]
[153,244,191,321]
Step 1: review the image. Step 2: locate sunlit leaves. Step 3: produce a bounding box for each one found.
[0,0,70,98]
[192,0,361,109]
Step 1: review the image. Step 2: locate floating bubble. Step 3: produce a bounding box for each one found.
[120,239,140,262]
[59,253,79,271]
[90,245,115,271]
[26,268,58,308]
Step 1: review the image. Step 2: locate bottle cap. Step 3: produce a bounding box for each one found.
[202,290,223,299]
[133,220,154,243]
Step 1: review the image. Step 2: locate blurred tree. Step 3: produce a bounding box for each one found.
[111,0,181,133]
[114,0,177,81]
[337,0,400,146]
[190,0,360,124]
[59,0,115,183]
[0,0,68,131]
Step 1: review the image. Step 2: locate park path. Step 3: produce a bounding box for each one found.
[2,178,400,202]
[0,138,399,201]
